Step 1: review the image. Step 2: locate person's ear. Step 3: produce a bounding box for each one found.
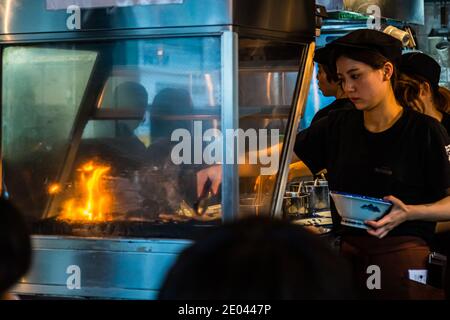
[419,82,433,100]
[382,62,394,81]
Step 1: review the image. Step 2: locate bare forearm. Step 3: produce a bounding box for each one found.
[237,143,307,177]
[407,196,450,222]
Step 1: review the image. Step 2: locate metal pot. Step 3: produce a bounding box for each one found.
[284,179,330,218]
[301,179,330,213]
[283,191,311,218]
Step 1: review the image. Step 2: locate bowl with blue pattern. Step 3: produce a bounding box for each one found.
[330,191,392,229]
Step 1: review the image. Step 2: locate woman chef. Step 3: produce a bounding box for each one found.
[294,29,450,299]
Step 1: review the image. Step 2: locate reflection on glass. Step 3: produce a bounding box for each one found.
[2,37,223,237]
[2,47,98,219]
[238,39,305,218]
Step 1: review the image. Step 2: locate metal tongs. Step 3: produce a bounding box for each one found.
[193,178,213,216]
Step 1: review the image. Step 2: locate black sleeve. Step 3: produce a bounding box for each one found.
[294,116,329,174]
[310,107,329,125]
[424,122,450,198]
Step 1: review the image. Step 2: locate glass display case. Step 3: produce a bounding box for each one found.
[3,38,224,237]
[0,0,316,299]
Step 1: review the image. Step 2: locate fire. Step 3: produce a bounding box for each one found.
[48,183,61,195]
[58,161,113,222]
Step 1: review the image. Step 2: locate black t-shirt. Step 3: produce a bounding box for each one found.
[442,112,450,136]
[310,98,354,125]
[294,108,450,243]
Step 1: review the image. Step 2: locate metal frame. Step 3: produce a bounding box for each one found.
[0,0,316,36]
[0,26,229,44]
[271,43,316,218]
[0,45,3,197]
[221,31,240,223]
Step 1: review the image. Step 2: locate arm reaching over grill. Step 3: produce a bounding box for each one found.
[196,142,308,198]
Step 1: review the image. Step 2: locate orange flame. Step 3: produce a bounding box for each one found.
[48,183,61,195]
[58,161,113,222]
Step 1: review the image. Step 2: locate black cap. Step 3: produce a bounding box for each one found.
[314,46,332,66]
[400,52,441,91]
[329,29,403,63]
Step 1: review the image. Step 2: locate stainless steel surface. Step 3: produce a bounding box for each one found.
[0,0,315,38]
[233,0,316,35]
[12,236,192,299]
[221,31,240,223]
[316,0,425,25]
[239,70,298,108]
[272,43,315,218]
[46,0,184,10]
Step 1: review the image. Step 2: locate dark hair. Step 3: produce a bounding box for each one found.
[396,73,450,114]
[321,63,340,83]
[159,217,358,300]
[332,47,398,89]
[437,86,450,114]
[0,199,32,295]
[151,88,194,140]
[114,81,148,110]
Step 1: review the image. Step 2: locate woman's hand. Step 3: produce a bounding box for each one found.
[365,195,410,239]
[197,165,222,197]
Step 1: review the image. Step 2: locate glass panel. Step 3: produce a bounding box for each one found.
[2,37,222,238]
[2,47,98,220]
[238,39,306,218]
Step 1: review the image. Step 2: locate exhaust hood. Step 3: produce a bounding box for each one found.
[316,0,425,25]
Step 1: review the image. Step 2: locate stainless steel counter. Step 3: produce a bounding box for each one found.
[13,235,192,299]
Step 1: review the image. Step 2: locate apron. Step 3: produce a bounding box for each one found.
[341,235,445,300]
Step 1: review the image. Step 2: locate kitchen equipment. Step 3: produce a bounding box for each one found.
[383,25,413,47]
[193,179,213,216]
[428,1,450,66]
[283,190,311,218]
[301,179,330,214]
[437,41,450,67]
[1,0,316,299]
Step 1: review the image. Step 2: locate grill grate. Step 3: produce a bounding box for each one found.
[32,218,220,240]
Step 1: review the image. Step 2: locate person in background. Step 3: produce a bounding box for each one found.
[0,198,31,300]
[311,46,354,124]
[114,81,150,141]
[287,46,355,182]
[158,217,358,300]
[396,52,450,134]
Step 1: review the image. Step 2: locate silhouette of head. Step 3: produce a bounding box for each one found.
[150,88,193,140]
[113,81,148,136]
[0,198,31,295]
[114,81,148,110]
[159,217,358,300]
